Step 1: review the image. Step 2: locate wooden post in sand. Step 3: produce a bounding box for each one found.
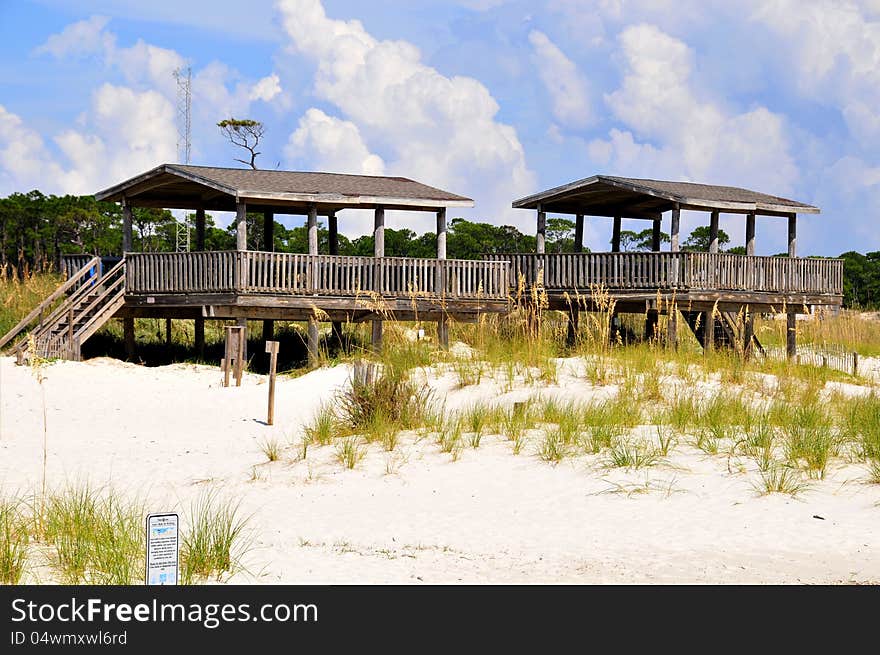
[222,325,245,387]
[265,340,279,426]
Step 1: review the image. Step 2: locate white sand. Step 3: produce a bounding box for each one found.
[2,354,879,584]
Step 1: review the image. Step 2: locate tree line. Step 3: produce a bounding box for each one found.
[1,191,878,308]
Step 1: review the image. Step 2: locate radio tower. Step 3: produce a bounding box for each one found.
[174,66,192,252]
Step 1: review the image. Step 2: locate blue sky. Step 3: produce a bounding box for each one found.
[1,0,878,255]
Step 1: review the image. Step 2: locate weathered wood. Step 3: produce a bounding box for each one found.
[745,212,755,257]
[236,201,247,251]
[709,211,720,254]
[574,214,584,253]
[670,205,680,253]
[165,318,172,349]
[194,317,205,359]
[307,203,318,256]
[436,208,447,260]
[265,340,279,425]
[437,315,449,349]
[612,216,622,253]
[651,218,661,252]
[786,309,797,359]
[122,199,133,253]
[536,205,546,254]
[236,318,248,370]
[482,252,842,296]
[788,213,797,258]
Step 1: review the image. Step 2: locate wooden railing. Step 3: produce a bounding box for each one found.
[483,252,843,295]
[125,251,510,300]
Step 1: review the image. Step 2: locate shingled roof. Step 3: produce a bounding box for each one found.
[95,164,474,212]
[513,175,820,219]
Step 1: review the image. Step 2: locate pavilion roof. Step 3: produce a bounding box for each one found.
[512,175,820,219]
[95,164,474,213]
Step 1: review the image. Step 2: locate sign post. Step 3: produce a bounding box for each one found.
[265,340,279,425]
[145,513,179,585]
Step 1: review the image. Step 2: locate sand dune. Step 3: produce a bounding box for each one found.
[2,355,879,584]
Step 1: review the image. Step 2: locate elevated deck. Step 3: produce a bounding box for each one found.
[121,251,511,322]
[485,252,843,312]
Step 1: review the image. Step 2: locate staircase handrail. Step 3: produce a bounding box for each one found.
[0,256,100,351]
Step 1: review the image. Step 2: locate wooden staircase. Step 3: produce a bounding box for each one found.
[0,257,126,363]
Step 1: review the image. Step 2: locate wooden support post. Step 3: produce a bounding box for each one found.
[702,311,713,354]
[236,318,248,368]
[195,207,205,359]
[436,208,447,260]
[265,340,279,425]
[437,315,449,349]
[709,211,720,253]
[788,213,797,258]
[307,203,318,256]
[745,212,756,257]
[566,307,579,347]
[262,319,274,343]
[644,308,659,342]
[307,316,320,367]
[194,317,205,360]
[124,317,135,360]
[328,211,339,255]
[536,204,546,254]
[651,218,662,252]
[853,352,859,376]
[670,205,680,252]
[195,208,206,251]
[165,318,172,350]
[786,309,797,359]
[611,215,622,253]
[574,214,584,253]
[122,198,133,253]
[372,206,385,351]
[223,325,246,387]
[236,200,247,251]
[666,308,678,350]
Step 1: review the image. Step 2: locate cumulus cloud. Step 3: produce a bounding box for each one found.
[277,0,535,223]
[34,15,113,58]
[249,73,283,102]
[8,16,282,193]
[590,24,798,194]
[748,0,880,146]
[287,108,385,175]
[528,30,591,129]
[0,106,72,194]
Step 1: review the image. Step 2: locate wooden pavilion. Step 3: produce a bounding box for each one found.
[486,175,843,354]
[1,164,510,364]
[1,168,844,364]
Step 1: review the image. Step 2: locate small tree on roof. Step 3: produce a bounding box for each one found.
[217,118,265,169]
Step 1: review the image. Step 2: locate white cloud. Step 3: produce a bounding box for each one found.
[34,15,113,58]
[0,106,71,194]
[287,108,385,175]
[277,0,535,224]
[249,73,283,102]
[591,24,798,194]
[528,30,591,129]
[748,0,880,147]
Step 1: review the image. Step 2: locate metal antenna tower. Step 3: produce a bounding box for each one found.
[173,66,192,252]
